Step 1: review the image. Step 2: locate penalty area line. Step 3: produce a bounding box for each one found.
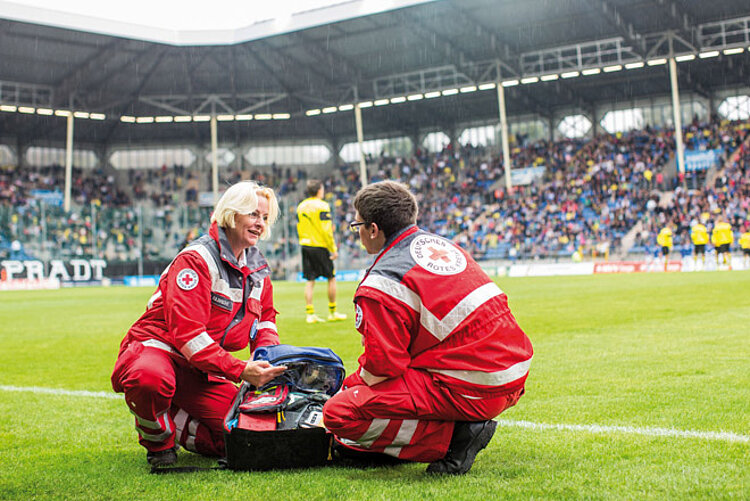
[496,419,749,444]
[1,385,747,443]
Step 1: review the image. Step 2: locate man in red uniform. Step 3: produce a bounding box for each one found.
[323,181,533,475]
[112,181,286,466]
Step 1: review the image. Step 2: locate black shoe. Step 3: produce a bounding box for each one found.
[147,446,178,467]
[426,420,497,475]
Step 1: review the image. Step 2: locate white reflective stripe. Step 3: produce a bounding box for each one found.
[141,339,180,356]
[360,275,503,342]
[129,408,159,429]
[361,275,420,311]
[173,409,189,436]
[182,244,243,303]
[430,357,532,387]
[425,282,503,341]
[180,332,215,359]
[249,280,264,301]
[134,410,172,442]
[188,419,199,436]
[137,428,172,443]
[381,420,419,458]
[360,367,387,386]
[257,321,277,333]
[358,418,390,448]
[459,394,483,400]
[147,290,162,309]
[391,419,418,447]
[186,436,197,452]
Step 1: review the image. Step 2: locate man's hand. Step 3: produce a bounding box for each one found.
[240,360,287,387]
[330,251,338,260]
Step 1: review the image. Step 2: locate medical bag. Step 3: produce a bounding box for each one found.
[222,345,345,471]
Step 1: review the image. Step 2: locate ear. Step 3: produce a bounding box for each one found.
[369,222,379,239]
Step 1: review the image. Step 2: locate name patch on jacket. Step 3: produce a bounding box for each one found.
[410,235,467,275]
[211,293,233,311]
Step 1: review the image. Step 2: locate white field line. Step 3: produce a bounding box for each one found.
[495,419,749,444]
[0,384,121,400]
[1,385,747,444]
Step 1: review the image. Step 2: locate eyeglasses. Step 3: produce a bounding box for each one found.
[349,221,365,232]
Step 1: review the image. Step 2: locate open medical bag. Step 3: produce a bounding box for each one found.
[223,344,345,470]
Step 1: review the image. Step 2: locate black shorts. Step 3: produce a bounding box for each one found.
[661,246,670,256]
[717,244,730,254]
[301,246,334,280]
[694,244,705,254]
[743,248,750,257]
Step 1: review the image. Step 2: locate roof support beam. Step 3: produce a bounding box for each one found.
[586,0,646,56]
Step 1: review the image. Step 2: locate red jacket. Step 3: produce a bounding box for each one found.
[352,226,532,397]
[119,222,279,382]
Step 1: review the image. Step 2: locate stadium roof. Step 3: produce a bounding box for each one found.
[1,0,750,149]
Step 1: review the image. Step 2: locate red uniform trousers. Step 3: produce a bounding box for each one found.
[323,368,523,462]
[111,342,238,456]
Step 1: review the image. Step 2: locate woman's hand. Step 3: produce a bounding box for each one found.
[240,360,287,387]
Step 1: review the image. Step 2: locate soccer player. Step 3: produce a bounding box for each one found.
[739,226,750,269]
[711,217,734,270]
[323,181,533,475]
[296,179,346,323]
[690,221,709,270]
[656,223,673,272]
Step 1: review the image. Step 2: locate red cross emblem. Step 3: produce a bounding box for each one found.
[176,269,199,291]
[428,246,451,262]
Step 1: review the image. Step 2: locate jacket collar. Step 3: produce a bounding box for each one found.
[208,222,269,277]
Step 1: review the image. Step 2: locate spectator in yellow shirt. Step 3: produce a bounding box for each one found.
[711,217,734,270]
[296,180,347,323]
[690,222,709,268]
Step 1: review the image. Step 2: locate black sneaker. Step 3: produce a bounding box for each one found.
[426,420,497,475]
[147,446,178,467]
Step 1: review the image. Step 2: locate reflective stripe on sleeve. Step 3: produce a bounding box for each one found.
[141,339,181,356]
[179,332,215,359]
[257,321,277,332]
[429,356,532,387]
[360,367,387,386]
[360,275,503,342]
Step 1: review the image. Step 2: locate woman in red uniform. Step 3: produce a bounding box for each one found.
[112,181,286,466]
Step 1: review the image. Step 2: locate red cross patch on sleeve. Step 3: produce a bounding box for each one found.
[176,268,199,290]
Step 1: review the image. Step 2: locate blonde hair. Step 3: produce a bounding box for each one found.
[210,181,279,239]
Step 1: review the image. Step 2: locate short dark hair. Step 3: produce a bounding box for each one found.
[306,179,323,198]
[353,181,418,239]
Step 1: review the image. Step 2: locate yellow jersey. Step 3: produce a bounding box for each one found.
[296,197,337,253]
[656,227,673,248]
[690,224,709,245]
[711,222,734,246]
[740,231,750,250]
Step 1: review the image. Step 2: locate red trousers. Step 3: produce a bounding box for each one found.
[323,368,523,462]
[111,341,238,456]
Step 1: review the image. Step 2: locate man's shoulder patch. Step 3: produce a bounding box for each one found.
[176,268,199,291]
[409,234,467,276]
[355,304,363,329]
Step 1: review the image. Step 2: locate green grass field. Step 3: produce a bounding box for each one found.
[1,271,749,500]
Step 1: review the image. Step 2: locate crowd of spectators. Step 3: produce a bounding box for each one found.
[1,118,749,269]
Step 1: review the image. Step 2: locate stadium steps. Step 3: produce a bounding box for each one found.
[615,221,643,259]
